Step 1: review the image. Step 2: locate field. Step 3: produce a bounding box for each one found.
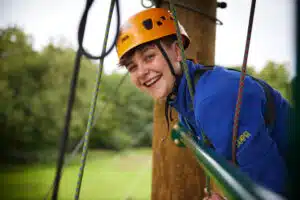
[0,149,152,200]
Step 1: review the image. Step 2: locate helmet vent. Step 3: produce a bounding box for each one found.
[121,35,129,43]
[157,21,163,26]
[142,19,153,30]
[160,16,166,20]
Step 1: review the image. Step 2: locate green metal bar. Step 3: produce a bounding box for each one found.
[173,124,285,200]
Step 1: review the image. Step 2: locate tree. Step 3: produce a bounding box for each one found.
[0,26,154,163]
[258,61,291,101]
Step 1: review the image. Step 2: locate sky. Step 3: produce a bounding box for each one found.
[0,0,296,77]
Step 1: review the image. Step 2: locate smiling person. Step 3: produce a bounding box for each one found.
[116,8,290,198]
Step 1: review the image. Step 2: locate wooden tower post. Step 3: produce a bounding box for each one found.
[151,0,217,199]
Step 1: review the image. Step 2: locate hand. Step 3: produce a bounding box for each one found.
[203,188,227,200]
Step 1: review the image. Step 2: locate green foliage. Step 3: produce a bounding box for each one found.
[258,61,292,102]
[0,26,153,163]
[0,26,292,164]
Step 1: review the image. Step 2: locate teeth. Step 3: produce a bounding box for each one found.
[144,76,160,87]
[146,79,157,86]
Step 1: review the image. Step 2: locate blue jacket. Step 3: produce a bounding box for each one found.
[169,60,289,195]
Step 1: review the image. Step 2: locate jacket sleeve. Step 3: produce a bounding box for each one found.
[194,82,287,195]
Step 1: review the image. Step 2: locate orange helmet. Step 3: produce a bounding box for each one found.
[116,8,190,60]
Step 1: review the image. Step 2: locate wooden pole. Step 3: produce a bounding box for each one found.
[151,0,217,199]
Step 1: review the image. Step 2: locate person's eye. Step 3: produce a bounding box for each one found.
[144,54,155,62]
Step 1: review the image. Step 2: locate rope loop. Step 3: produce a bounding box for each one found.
[77,0,120,60]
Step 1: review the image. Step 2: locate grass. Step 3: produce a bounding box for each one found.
[0,148,152,200]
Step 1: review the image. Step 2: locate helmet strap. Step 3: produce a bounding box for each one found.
[155,41,181,129]
[155,41,177,77]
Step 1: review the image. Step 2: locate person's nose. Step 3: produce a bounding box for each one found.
[137,64,149,77]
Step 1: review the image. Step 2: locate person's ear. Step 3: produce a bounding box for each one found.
[174,41,182,62]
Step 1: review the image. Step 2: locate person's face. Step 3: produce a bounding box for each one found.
[124,42,182,100]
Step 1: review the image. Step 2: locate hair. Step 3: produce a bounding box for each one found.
[118,34,178,68]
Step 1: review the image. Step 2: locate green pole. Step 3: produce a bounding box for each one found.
[172,123,285,200]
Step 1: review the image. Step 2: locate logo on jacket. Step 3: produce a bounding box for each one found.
[237,131,251,148]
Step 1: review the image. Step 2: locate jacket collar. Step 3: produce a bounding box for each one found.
[168,60,204,119]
